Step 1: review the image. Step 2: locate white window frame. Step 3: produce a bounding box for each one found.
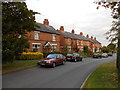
[52,34,56,41]
[32,43,41,51]
[77,40,79,45]
[68,39,71,45]
[34,31,40,40]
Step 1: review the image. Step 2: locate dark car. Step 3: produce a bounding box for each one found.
[108,53,113,56]
[93,53,102,58]
[37,54,66,68]
[66,53,82,62]
[102,53,108,58]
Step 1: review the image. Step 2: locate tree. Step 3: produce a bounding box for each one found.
[2,2,39,63]
[83,46,88,53]
[101,46,110,53]
[107,43,116,52]
[94,0,120,86]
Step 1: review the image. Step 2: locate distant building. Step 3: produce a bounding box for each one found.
[58,26,101,52]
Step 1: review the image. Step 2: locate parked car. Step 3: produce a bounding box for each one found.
[37,54,66,68]
[93,53,102,58]
[102,53,108,58]
[108,53,113,56]
[66,53,82,62]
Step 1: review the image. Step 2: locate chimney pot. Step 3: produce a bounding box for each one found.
[60,26,64,31]
[80,32,83,36]
[94,37,96,40]
[71,29,75,34]
[91,36,93,39]
[43,19,49,25]
[86,34,89,38]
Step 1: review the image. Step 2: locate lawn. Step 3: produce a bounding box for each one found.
[83,62,118,88]
[2,60,39,75]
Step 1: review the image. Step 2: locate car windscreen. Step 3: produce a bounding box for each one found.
[47,54,57,58]
[93,53,99,55]
[102,53,107,55]
[67,53,74,56]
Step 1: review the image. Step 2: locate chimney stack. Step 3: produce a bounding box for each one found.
[91,36,93,39]
[80,32,83,36]
[86,34,89,38]
[43,19,49,25]
[71,29,75,34]
[94,37,96,40]
[60,26,64,31]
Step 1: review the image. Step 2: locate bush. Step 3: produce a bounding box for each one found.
[17,52,43,60]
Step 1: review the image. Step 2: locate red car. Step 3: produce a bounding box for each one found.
[37,54,66,68]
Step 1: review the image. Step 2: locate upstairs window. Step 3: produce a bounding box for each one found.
[34,32,39,40]
[52,34,56,41]
[77,40,79,45]
[68,39,71,45]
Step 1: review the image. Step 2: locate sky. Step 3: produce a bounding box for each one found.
[25,0,113,46]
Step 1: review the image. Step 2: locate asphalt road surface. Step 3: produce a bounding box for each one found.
[3,54,116,88]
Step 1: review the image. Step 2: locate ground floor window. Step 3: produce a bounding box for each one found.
[52,45,56,51]
[32,43,40,52]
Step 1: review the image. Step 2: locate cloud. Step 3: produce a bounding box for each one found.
[26,0,113,46]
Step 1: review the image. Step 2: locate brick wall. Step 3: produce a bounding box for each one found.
[26,31,60,52]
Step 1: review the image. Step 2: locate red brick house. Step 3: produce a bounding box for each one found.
[25,19,101,53]
[26,19,60,52]
[58,26,101,52]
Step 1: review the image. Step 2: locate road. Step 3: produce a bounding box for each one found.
[3,55,116,88]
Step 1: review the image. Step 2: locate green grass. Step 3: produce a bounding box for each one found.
[2,60,39,75]
[83,62,118,88]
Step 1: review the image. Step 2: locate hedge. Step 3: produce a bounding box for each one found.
[17,52,43,60]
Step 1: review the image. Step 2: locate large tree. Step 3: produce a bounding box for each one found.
[2,2,39,63]
[107,43,116,52]
[94,0,120,86]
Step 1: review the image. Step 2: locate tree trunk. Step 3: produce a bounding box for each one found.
[117,28,120,87]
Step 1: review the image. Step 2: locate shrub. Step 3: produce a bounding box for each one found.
[17,52,43,60]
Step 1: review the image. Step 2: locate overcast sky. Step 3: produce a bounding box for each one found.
[26,0,113,46]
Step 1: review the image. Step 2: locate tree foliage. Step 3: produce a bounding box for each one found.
[2,2,39,63]
[94,0,120,86]
[101,46,110,53]
[107,43,116,52]
[95,1,120,42]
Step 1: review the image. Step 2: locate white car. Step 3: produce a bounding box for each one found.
[102,53,108,58]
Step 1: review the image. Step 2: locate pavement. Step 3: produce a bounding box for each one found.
[2,54,116,88]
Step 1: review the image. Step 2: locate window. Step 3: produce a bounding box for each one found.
[34,32,39,40]
[68,39,71,45]
[47,54,57,59]
[32,43,40,52]
[77,40,79,45]
[52,34,56,41]
[52,45,56,51]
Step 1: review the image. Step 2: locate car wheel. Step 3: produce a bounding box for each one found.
[80,58,82,61]
[40,65,43,67]
[74,58,77,62]
[52,63,56,68]
[62,61,65,65]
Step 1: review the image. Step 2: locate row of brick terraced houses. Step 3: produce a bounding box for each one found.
[26,19,102,53]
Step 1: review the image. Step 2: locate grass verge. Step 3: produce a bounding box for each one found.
[83,62,118,88]
[2,60,39,75]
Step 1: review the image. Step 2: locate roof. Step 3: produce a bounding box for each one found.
[59,30,101,44]
[59,31,89,41]
[35,23,60,35]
